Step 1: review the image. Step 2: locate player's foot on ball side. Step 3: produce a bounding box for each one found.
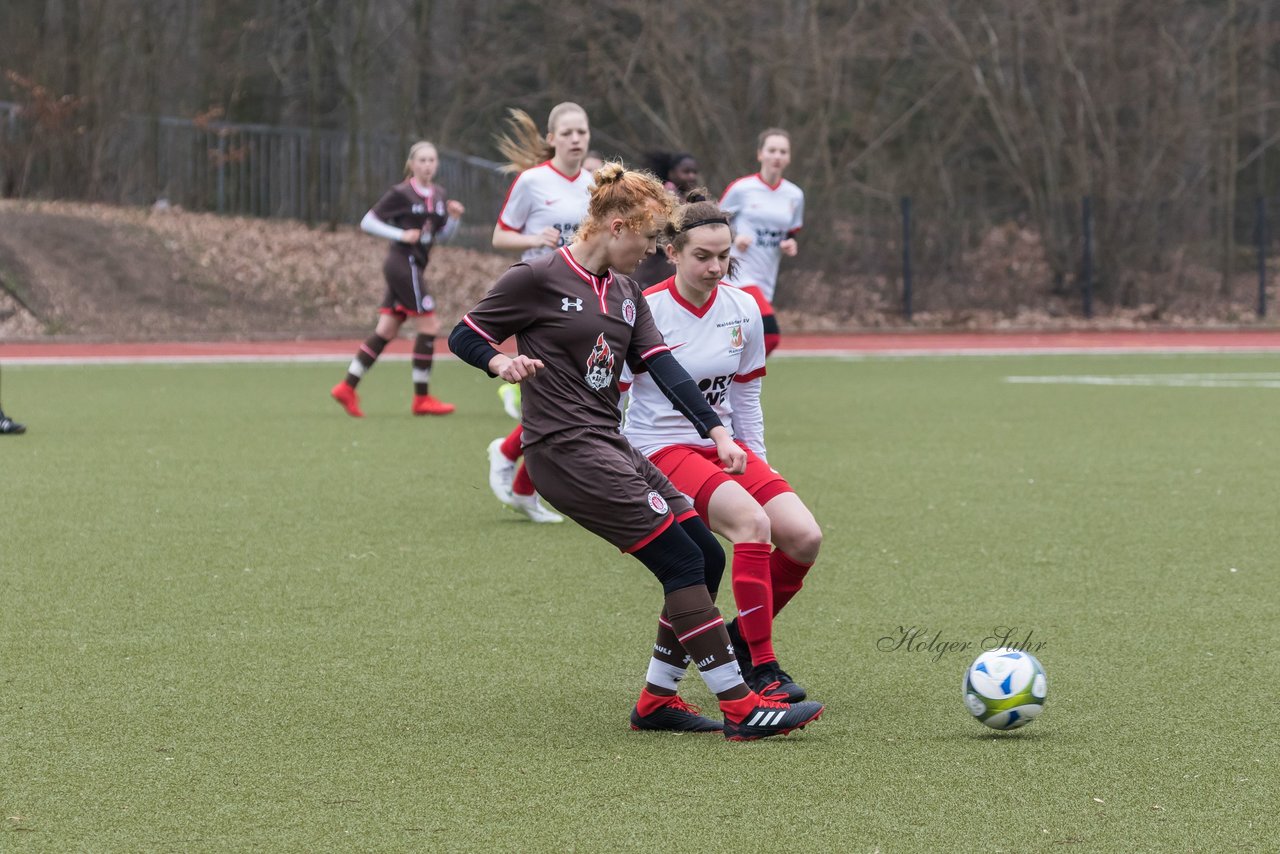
[412,394,456,416]
[330,382,364,417]
[497,384,522,420]
[722,694,824,742]
[725,618,753,672]
[630,695,723,733]
[745,660,808,703]
[487,438,516,505]
[510,492,564,523]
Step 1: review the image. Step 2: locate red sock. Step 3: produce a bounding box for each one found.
[771,549,812,615]
[499,424,523,461]
[512,462,535,497]
[636,687,674,716]
[732,542,775,666]
[719,691,765,720]
[763,333,781,356]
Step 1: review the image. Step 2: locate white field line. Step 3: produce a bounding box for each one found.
[1005,373,1280,388]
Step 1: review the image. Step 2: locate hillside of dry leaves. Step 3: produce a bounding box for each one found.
[0,200,1275,341]
[0,200,512,341]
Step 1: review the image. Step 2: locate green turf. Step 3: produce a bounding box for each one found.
[2,354,1277,851]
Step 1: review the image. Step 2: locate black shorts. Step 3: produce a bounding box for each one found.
[524,427,696,553]
[380,252,435,317]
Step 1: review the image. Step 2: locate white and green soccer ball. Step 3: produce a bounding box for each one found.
[963,648,1048,731]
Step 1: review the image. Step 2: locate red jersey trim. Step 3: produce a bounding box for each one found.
[408,178,435,203]
[756,172,784,191]
[623,514,675,553]
[642,277,675,297]
[495,174,523,231]
[462,314,498,343]
[640,344,671,360]
[542,160,583,182]
[719,175,753,204]
[497,218,522,232]
[663,278,719,319]
[734,366,767,383]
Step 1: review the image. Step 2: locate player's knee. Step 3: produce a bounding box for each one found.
[634,526,707,594]
[723,505,771,545]
[779,521,822,564]
[681,518,725,598]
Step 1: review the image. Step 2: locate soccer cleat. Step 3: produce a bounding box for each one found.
[722,694,824,742]
[745,660,808,703]
[487,438,516,505]
[0,413,26,435]
[497,383,522,420]
[630,695,724,733]
[725,617,753,672]
[330,382,364,417]
[510,492,564,523]
[412,394,456,416]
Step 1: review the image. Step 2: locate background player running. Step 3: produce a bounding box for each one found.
[449,163,823,740]
[621,193,824,703]
[719,128,804,357]
[330,140,464,417]
[485,103,596,524]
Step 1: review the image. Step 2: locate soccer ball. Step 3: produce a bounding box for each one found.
[963,648,1048,731]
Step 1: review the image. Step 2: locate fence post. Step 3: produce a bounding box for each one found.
[1081,195,1094,319]
[216,134,226,214]
[1257,196,1268,318]
[901,196,913,320]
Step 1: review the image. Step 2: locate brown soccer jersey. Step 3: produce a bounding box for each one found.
[369,179,449,266]
[461,247,671,446]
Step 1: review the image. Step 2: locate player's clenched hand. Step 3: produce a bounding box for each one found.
[401,228,423,244]
[733,233,753,252]
[711,430,747,475]
[490,353,545,383]
[532,226,560,249]
[779,238,798,257]
[447,200,466,218]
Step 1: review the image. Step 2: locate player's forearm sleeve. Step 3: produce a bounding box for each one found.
[448,322,499,377]
[643,349,723,439]
[360,211,405,242]
[437,216,460,242]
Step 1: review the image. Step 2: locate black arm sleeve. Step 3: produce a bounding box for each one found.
[643,349,724,439]
[448,321,500,377]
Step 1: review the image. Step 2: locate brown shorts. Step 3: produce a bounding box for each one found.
[523,427,696,553]
[379,252,435,317]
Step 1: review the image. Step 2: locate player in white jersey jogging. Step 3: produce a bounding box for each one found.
[621,193,823,703]
[484,103,595,524]
[719,128,804,357]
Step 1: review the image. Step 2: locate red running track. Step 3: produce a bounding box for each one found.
[1,329,1279,363]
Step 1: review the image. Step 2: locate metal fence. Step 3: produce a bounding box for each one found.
[4,100,1276,320]
[0,101,510,248]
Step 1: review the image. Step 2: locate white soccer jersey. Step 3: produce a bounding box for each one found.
[621,279,767,457]
[496,161,593,262]
[719,174,805,302]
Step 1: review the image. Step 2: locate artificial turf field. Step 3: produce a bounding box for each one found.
[1,353,1277,852]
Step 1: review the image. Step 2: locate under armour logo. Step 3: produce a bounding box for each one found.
[562,297,583,312]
